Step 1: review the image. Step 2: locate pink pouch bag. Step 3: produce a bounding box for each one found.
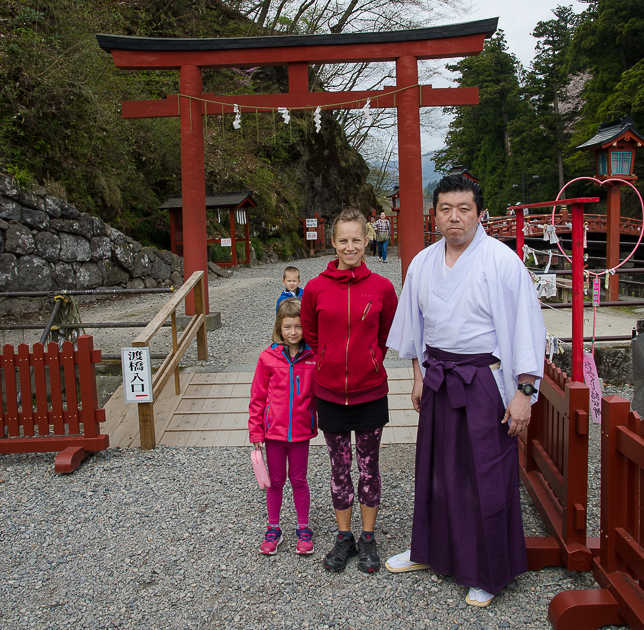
[251,448,271,490]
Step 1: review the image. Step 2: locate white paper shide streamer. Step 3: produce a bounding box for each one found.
[236,209,246,225]
[233,104,241,129]
[313,106,321,133]
[278,107,290,124]
[362,99,372,125]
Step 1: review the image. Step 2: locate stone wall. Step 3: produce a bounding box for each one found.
[0,175,183,295]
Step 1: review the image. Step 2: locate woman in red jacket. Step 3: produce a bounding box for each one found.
[301,208,398,574]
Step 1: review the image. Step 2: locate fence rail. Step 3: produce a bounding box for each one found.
[0,335,107,473]
[520,360,597,571]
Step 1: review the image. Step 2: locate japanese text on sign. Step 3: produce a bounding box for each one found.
[121,347,153,403]
[583,353,602,424]
[592,278,601,307]
[306,231,318,241]
[220,238,232,247]
[306,219,318,228]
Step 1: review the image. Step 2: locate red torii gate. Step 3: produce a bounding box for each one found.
[97,19,497,313]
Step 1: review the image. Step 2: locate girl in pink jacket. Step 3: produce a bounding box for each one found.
[249,298,317,556]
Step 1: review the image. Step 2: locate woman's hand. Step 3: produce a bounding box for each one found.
[252,442,264,450]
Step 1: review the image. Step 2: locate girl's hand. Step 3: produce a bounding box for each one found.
[252,442,264,450]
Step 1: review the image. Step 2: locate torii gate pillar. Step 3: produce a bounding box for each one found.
[180,65,209,315]
[396,56,425,273]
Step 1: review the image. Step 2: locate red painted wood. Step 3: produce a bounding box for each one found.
[32,343,49,437]
[77,336,98,438]
[47,342,65,435]
[515,210,524,258]
[289,62,309,92]
[3,345,19,437]
[244,213,250,265]
[54,446,89,474]
[606,183,621,301]
[572,202,584,382]
[0,435,108,454]
[122,86,480,118]
[180,65,210,315]
[396,56,425,280]
[508,197,600,210]
[109,33,488,70]
[549,589,622,630]
[229,208,237,267]
[61,341,79,434]
[17,344,34,437]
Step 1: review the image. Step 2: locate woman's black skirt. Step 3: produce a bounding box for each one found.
[316,395,389,433]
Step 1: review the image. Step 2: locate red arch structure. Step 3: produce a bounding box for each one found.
[97,18,497,313]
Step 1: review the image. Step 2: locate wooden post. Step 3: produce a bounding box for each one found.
[606,183,621,301]
[194,272,208,361]
[515,209,524,258]
[244,209,250,265]
[572,202,585,382]
[230,208,238,267]
[138,399,156,450]
[171,311,180,395]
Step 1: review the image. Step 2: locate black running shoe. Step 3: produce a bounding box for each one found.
[357,534,381,573]
[323,534,358,572]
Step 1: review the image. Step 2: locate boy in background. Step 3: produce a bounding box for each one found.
[277,266,304,311]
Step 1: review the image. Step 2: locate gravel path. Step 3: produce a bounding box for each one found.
[0,254,635,630]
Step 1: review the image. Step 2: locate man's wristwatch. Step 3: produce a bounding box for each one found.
[517,383,537,397]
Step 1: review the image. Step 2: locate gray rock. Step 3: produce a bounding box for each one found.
[20,207,49,230]
[18,255,52,291]
[150,256,171,281]
[0,175,19,199]
[5,222,35,255]
[127,277,145,290]
[170,271,183,286]
[34,231,60,263]
[90,236,111,261]
[50,218,84,236]
[0,196,21,221]
[208,262,233,279]
[98,259,129,286]
[144,277,158,288]
[31,184,47,197]
[58,232,91,263]
[0,231,4,255]
[171,253,182,273]
[59,200,81,219]
[158,249,174,266]
[113,242,137,271]
[17,190,45,212]
[76,262,103,289]
[105,225,128,245]
[90,215,105,237]
[133,251,153,277]
[78,213,95,240]
[0,219,8,230]
[0,253,19,290]
[52,262,75,289]
[43,196,62,218]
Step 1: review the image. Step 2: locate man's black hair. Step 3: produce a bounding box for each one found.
[433,175,484,216]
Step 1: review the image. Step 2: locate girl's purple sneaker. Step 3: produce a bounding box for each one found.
[296,527,314,555]
[259,526,283,555]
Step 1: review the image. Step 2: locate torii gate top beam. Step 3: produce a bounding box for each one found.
[96,18,498,70]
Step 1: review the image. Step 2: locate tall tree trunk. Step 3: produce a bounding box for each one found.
[330,0,359,33]
[552,84,565,189]
[500,94,512,157]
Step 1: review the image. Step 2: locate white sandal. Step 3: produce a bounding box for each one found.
[385,550,432,573]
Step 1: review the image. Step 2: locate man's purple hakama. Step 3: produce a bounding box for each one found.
[410,347,528,595]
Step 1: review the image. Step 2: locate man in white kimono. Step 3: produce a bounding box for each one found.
[386,175,546,607]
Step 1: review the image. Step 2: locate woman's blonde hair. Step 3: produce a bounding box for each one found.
[332,208,367,240]
[272,297,302,344]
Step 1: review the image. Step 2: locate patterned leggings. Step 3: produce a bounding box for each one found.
[323,428,383,511]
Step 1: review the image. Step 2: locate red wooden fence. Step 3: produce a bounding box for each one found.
[549,396,644,630]
[0,335,108,473]
[520,360,598,571]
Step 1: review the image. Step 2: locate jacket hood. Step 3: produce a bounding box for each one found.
[320,259,371,286]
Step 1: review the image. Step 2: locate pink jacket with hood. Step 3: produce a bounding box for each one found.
[248,343,318,443]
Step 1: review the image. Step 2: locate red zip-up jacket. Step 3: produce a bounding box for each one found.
[300,260,398,405]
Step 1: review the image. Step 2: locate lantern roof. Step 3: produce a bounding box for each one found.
[160,191,257,210]
[577,115,644,151]
[448,164,479,183]
[386,187,400,199]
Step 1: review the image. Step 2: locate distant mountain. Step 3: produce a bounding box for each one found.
[376,151,441,187]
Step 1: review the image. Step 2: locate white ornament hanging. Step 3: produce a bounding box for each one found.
[313,106,321,133]
[278,107,290,124]
[236,209,246,225]
[362,98,372,125]
[233,104,241,130]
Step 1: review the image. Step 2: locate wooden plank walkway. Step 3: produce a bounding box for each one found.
[103,367,418,448]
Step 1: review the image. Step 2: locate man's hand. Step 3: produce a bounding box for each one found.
[502,391,531,437]
[411,358,423,413]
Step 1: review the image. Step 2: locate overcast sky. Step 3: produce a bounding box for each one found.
[421,0,587,152]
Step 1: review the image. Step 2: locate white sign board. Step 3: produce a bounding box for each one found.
[306,218,318,228]
[306,231,318,241]
[121,347,153,403]
[220,238,232,247]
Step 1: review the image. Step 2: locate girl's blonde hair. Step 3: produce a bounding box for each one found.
[272,297,302,344]
[332,208,367,239]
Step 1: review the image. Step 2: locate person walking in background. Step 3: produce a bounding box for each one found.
[249,298,317,556]
[301,208,398,574]
[366,214,377,257]
[374,211,391,263]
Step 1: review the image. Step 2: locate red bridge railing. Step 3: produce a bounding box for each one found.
[520,360,597,571]
[0,335,108,473]
[549,396,644,630]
